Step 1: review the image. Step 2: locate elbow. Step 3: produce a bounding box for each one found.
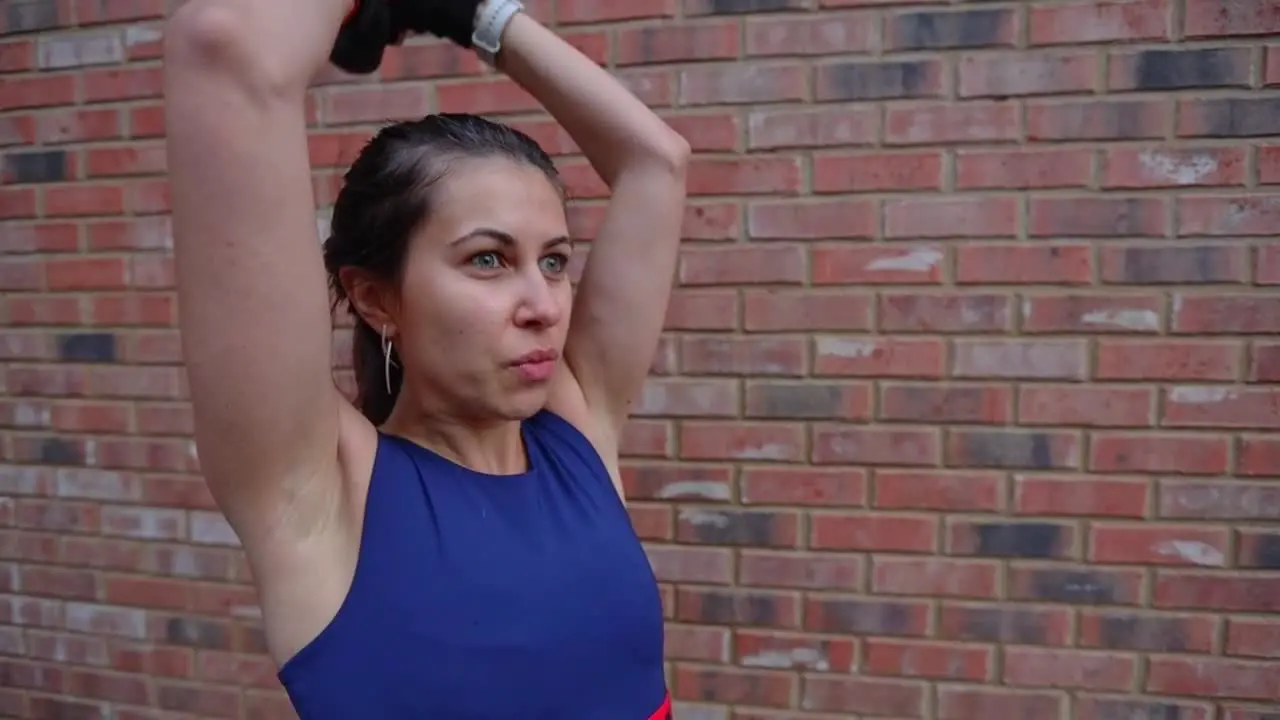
[635,131,691,178]
[163,0,299,100]
[654,132,692,174]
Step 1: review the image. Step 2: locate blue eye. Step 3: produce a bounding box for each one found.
[541,254,568,274]
[471,252,501,269]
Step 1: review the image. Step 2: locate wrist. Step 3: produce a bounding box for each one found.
[470,0,523,66]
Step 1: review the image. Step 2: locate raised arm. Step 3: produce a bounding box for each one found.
[496,14,691,436]
[163,0,351,517]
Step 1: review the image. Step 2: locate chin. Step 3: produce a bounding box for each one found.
[499,387,552,421]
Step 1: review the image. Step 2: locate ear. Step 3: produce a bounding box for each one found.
[339,266,399,335]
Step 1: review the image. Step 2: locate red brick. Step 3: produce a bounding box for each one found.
[1004,647,1137,691]
[884,196,1018,238]
[885,102,1019,145]
[748,198,877,240]
[743,289,873,331]
[809,512,937,552]
[1090,433,1230,475]
[746,12,876,57]
[1185,0,1280,38]
[740,467,866,507]
[747,106,879,150]
[871,557,999,598]
[1018,385,1154,427]
[679,63,807,105]
[813,150,942,192]
[956,243,1093,285]
[874,470,1005,512]
[955,148,1092,190]
[1029,0,1171,45]
[865,638,992,681]
[1015,475,1149,518]
[958,51,1097,97]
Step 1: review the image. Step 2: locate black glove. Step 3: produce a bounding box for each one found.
[329,0,485,74]
[329,0,396,74]
[392,0,483,49]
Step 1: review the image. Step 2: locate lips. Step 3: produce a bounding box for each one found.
[510,348,559,382]
[512,348,558,366]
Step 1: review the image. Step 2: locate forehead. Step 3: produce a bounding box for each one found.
[424,156,566,241]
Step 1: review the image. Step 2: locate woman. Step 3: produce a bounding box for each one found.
[161,0,690,715]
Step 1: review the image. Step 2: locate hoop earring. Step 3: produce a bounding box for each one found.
[380,324,398,396]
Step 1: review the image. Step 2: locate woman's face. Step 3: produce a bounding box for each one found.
[390,156,575,422]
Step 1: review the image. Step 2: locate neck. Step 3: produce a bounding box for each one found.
[380,399,530,476]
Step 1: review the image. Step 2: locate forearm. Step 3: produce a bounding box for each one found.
[164,0,352,100]
[495,13,689,184]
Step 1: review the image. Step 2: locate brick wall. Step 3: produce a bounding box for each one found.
[2,0,1279,718]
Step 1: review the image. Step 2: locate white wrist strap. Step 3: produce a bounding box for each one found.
[472,0,523,67]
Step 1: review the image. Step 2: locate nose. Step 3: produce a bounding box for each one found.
[513,271,563,329]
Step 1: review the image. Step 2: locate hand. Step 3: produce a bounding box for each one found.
[391,0,483,49]
[329,0,397,74]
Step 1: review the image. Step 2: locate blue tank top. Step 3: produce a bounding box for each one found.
[276,409,671,719]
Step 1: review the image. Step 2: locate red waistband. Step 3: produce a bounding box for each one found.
[647,692,672,720]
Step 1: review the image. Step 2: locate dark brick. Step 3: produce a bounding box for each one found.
[1029,99,1167,141]
[1245,534,1280,569]
[817,60,941,102]
[676,509,796,547]
[39,436,81,464]
[1095,612,1193,651]
[947,430,1074,469]
[1103,246,1245,284]
[681,589,793,628]
[1077,697,1213,720]
[806,598,923,636]
[1126,48,1250,91]
[164,616,228,649]
[687,0,803,15]
[1020,569,1125,604]
[57,332,117,363]
[5,0,59,33]
[1180,98,1280,138]
[947,606,1052,644]
[889,9,1012,50]
[3,149,67,183]
[746,382,849,419]
[25,697,104,720]
[971,522,1065,558]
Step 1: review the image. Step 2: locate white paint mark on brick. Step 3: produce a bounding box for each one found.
[38,31,124,69]
[1168,386,1236,403]
[1081,308,1160,331]
[1155,540,1224,567]
[678,509,729,528]
[11,403,51,427]
[815,337,877,358]
[1139,150,1217,185]
[658,481,731,501]
[732,443,794,461]
[124,25,163,47]
[55,468,135,501]
[867,248,942,272]
[65,602,148,639]
[743,647,829,671]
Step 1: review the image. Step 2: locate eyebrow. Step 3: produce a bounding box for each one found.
[451,227,573,249]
